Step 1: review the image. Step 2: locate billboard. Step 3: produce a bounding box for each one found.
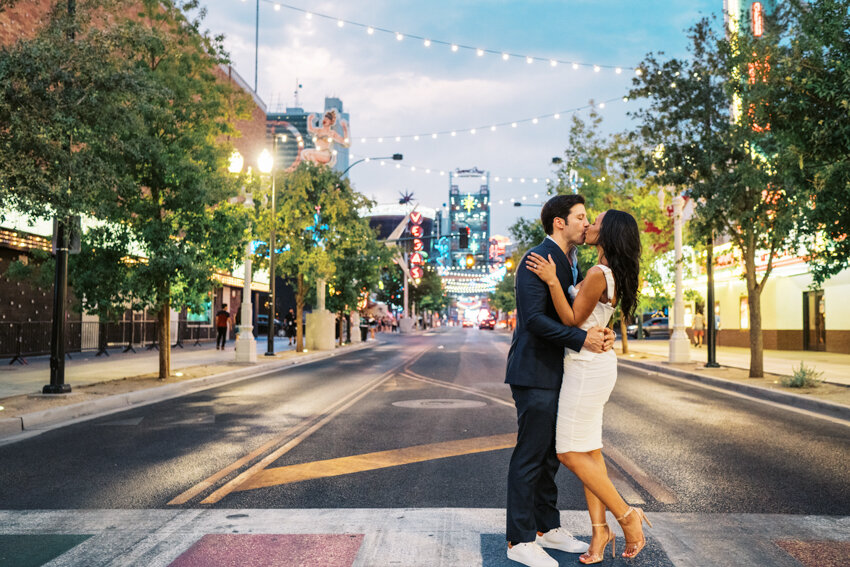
[267,107,350,172]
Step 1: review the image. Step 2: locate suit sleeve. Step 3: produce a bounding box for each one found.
[516,253,587,352]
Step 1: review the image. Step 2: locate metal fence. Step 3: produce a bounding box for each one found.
[1,320,217,364]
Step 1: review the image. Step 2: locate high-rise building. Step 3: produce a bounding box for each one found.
[266,97,350,174]
[448,168,490,269]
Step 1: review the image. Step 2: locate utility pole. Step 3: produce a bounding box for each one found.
[45,0,76,394]
[706,230,720,367]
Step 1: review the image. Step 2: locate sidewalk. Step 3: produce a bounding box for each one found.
[620,338,850,386]
[0,336,297,399]
[618,338,850,419]
[0,336,381,440]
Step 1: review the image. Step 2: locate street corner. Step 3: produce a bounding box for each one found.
[480,533,675,567]
[169,533,364,567]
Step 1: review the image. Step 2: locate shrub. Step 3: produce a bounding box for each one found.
[781,362,824,388]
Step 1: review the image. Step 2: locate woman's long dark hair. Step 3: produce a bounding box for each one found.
[598,210,641,321]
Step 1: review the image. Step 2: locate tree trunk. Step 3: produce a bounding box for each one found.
[619,317,629,354]
[157,288,171,380]
[296,273,305,352]
[743,242,763,378]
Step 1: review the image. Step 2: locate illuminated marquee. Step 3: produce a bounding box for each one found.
[408,211,424,279]
[751,2,764,37]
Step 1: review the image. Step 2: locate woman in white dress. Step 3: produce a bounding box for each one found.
[526,210,650,564]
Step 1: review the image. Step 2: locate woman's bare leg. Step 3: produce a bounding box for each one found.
[559,450,643,547]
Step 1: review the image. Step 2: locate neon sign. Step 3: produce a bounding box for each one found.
[751,2,764,37]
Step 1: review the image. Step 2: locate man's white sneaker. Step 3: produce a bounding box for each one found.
[506,541,558,567]
[536,527,590,553]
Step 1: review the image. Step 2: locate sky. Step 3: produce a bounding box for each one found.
[197,0,722,236]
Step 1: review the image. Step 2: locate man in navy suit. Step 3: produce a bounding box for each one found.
[505,194,615,567]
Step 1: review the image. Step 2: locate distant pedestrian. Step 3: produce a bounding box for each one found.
[215,304,231,350]
[284,308,296,345]
[693,310,705,348]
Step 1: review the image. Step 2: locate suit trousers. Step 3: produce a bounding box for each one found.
[506,385,561,543]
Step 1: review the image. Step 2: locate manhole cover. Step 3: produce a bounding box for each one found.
[392,399,486,409]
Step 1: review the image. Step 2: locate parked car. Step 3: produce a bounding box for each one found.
[461,320,475,328]
[256,314,282,336]
[479,318,496,330]
[627,317,671,338]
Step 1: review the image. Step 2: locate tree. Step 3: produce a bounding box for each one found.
[628,16,806,377]
[260,162,378,352]
[489,272,515,316]
[325,212,394,345]
[549,109,671,352]
[772,0,850,284]
[81,0,251,378]
[0,2,142,222]
[413,265,449,317]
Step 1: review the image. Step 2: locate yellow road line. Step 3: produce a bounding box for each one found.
[169,345,432,506]
[236,433,517,491]
[195,346,433,505]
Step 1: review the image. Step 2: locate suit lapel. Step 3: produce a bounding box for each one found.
[542,239,574,288]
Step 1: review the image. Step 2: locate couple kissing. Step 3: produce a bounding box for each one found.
[504,194,650,566]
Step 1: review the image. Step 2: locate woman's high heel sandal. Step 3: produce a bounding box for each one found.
[579,523,615,565]
[616,507,652,559]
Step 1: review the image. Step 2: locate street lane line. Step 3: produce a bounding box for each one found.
[194,347,433,505]
[401,371,514,408]
[602,442,678,504]
[169,346,431,506]
[235,433,518,491]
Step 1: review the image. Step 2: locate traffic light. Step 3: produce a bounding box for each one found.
[459,227,469,249]
[505,257,514,272]
[465,254,475,268]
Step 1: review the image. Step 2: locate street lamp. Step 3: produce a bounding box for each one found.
[257,147,276,357]
[340,153,402,177]
[228,150,257,363]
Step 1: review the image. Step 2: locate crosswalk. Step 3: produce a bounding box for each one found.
[1,508,845,566]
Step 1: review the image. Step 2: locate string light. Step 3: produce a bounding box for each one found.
[357,98,622,142]
[257,1,635,73]
[347,153,557,204]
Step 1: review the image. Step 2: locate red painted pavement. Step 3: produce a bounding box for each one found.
[775,540,850,567]
[169,534,364,567]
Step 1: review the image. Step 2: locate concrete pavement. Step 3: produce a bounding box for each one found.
[1,508,846,566]
[620,338,850,386]
[0,336,298,398]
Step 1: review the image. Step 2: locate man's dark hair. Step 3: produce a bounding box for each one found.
[221,304,228,309]
[540,194,585,235]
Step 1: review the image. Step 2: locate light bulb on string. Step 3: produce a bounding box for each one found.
[424,39,431,47]
[337,19,343,27]
[526,56,533,64]
[396,32,403,41]
[502,53,509,61]
[367,26,374,35]
[451,44,459,52]
[274,3,280,11]
[477,48,484,56]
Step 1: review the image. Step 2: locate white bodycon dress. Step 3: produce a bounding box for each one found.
[555,264,617,453]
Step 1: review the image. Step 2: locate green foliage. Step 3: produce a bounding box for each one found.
[488,272,515,314]
[684,288,705,311]
[772,0,850,285]
[415,265,449,313]
[4,250,54,291]
[0,1,147,221]
[508,217,545,258]
[781,361,824,388]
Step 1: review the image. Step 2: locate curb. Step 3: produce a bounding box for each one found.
[0,340,380,441]
[619,358,850,422]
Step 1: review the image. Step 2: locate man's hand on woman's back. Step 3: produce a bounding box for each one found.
[582,327,616,353]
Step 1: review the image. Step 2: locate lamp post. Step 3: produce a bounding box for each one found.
[340,153,402,177]
[258,147,276,357]
[229,151,257,363]
[669,192,691,363]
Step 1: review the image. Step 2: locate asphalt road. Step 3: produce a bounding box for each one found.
[1,327,848,517]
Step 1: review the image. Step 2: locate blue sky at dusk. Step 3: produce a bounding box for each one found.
[199,0,722,235]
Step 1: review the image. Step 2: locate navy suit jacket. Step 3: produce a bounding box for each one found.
[505,238,587,389]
